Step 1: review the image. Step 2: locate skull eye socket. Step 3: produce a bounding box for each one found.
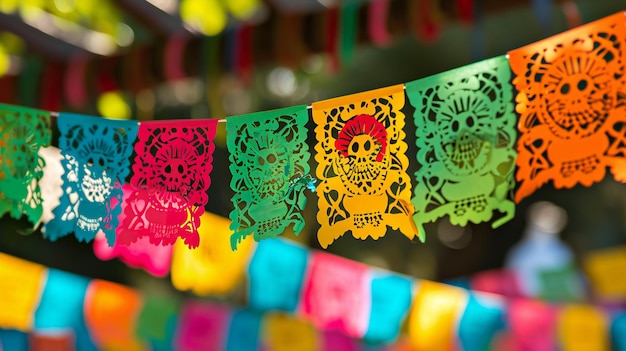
[267,153,276,164]
[351,142,359,153]
[98,157,105,167]
[258,156,265,166]
[165,164,171,173]
[178,165,184,173]
[577,79,588,91]
[363,140,371,152]
[87,158,94,167]
[451,120,460,132]
[560,83,570,95]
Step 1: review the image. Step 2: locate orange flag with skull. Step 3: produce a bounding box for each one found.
[312,85,419,248]
[508,12,626,202]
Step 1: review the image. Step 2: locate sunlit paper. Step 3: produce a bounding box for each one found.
[407,280,468,351]
[0,104,50,225]
[84,280,147,351]
[508,12,626,202]
[312,85,418,248]
[34,269,89,331]
[300,251,371,338]
[45,113,137,245]
[0,253,46,331]
[227,105,313,250]
[558,305,609,351]
[175,301,230,351]
[171,211,254,296]
[263,313,318,351]
[247,239,308,312]
[365,272,413,343]
[93,186,173,278]
[119,119,218,249]
[406,56,517,235]
[36,146,63,230]
[508,299,557,351]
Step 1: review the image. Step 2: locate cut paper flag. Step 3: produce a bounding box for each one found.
[29,332,74,351]
[508,12,626,202]
[36,146,63,230]
[0,253,46,331]
[119,119,218,249]
[83,280,147,351]
[45,113,138,245]
[406,56,517,235]
[583,246,626,301]
[175,301,230,351]
[225,309,263,351]
[226,105,313,250]
[93,185,173,278]
[312,84,418,248]
[407,280,468,351]
[458,293,506,351]
[263,313,319,351]
[33,269,90,332]
[247,239,308,312]
[507,299,557,351]
[365,272,413,343]
[0,104,50,225]
[557,305,609,351]
[612,313,626,351]
[171,211,254,296]
[299,251,371,338]
[321,329,360,351]
[136,295,179,348]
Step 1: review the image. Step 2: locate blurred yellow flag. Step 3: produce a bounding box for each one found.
[558,305,609,351]
[0,253,45,331]
[584,246,626,300]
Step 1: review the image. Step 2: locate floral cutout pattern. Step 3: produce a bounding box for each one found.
[45,114,137,244]
[118,119,217,249]
[406,56,517,236]
[508,12,626,202]
[312,85,418,248]
[0,104,50,225]
[227,106,313,250]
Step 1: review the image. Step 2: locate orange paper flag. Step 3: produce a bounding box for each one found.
[312,85,418,248]
[508,12,626,202]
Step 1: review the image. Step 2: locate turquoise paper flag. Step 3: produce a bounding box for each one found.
[226,309,263,351]
[247,239,308,312]
[365,273,413,343]
[0,329,27,351]
[612,313,626,351]
[458,293,505,351]
[34,269,90,330]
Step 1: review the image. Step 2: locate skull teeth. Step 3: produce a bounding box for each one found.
[257,216,282,236]
[77,214,101,231]
[149,223,179,242]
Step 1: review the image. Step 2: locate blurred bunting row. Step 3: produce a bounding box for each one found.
[3,12,626,249]
[2,240,626,350]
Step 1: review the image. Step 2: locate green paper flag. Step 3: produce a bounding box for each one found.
[0,104,51,225]
[137,295,180,344]
[227,105,314,250]
[406,56,517,237]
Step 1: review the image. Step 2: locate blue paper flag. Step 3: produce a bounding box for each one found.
[365,273,413,343]
[247,239,308,312]
[34,269,90,330]
[0,329,28,351]
[458,293,505,351]
[612,313,626,351]
[45,113,138,245]
[226,309,263,351]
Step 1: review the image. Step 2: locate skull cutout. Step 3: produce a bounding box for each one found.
[227,107,311,250]
[120,120,217,249]
[46,114,137,245]
[0,105,50,224]
[508,12,626,202]
[335,114,389,196]
[407,56,517,234]
[312,85,418,248]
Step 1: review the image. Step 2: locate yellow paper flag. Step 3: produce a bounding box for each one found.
[0,252,45,331]
[264,313,318,351]
[584,246,626,300]
[558,305,609,351]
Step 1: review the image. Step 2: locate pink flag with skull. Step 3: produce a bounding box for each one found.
[118,119,218,249]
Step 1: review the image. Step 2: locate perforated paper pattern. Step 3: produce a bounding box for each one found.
[119,119,217,249]
[406,56,517,236]
[227,105,312,250]
[508,12,626,202]
[45,114,137,244]
[0,104,51,225]
[312,85,418,248]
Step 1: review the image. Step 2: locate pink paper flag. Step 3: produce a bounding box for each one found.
[508,299,557,351]
[175,301,230,351]
[119,119,218,249]
[300,252,371,338]
[93,185,172,277]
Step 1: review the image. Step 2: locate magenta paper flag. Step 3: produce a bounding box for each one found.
[94,187,173,277]
[119,119,218,249]
[300,251,371,338]
[508,299,557,351]
[175,301,230,351]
